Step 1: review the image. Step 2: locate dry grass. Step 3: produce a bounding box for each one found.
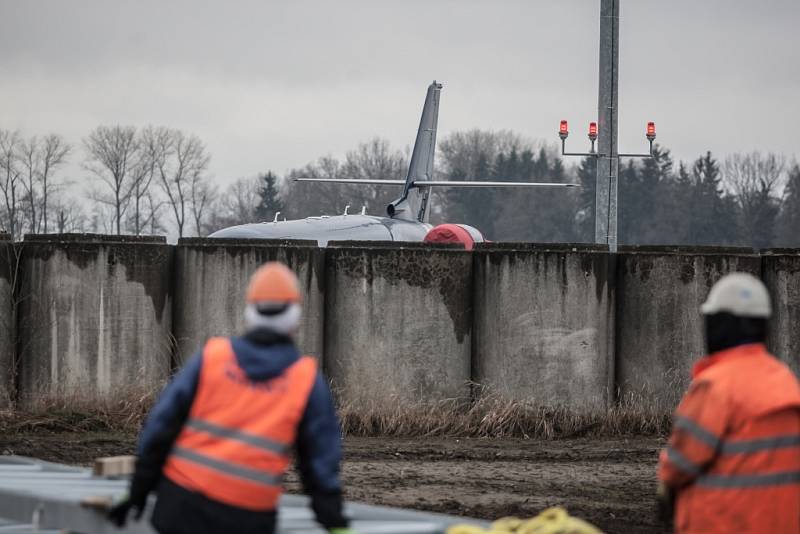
[0,387,672,440]
[338,390,672,439]
[0,389,156,435]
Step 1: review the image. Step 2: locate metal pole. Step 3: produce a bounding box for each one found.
[595,0,619,252]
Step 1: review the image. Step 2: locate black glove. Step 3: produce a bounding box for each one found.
[656,481,674,526]
[107,496,144,528]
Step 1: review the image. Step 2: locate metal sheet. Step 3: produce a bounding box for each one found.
[0,456,482,533]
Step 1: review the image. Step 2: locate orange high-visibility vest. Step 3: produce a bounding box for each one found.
[659,343,800,534]
[163,337,317,511]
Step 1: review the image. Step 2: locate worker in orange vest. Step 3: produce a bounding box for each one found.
[109,262,352,534]
[657,272,800,533]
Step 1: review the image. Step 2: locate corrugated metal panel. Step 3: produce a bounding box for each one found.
[0,456,480,533]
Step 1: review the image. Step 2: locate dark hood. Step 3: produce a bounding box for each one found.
[705,312,767,355]
[230,329,300,381]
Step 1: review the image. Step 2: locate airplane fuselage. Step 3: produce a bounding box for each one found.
[208,215,432,246]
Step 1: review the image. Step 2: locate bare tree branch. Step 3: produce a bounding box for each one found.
[83,125,139,234]
[39,134,71,233]
[155,129,210,237]
[0,130,23,240]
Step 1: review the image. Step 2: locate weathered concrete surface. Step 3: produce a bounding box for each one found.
[172,238,324,365]
[472,243,612,411]
[17,235,173,404]
[324,242,472,407]
[615,247,761,407]
[0,234,13,405]
[762,250,800,376]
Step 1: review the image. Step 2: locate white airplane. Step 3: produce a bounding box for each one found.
[209,81,578,247]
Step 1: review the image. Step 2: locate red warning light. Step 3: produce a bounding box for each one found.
[647,122,656,141]
[588,122,598,141]
[559,120,569,139]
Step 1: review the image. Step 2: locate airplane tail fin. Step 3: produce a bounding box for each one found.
[386,81,442,223]
[294,81,578,223]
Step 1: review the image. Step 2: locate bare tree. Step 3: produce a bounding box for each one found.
[723,152,786,248]
[39,134,71,233]
[190,171,216,236]
[52,196,88,233]
[144,191,167,235]
[207,177,261,230]
[281,138,406,219]
[131,126,168,235]
[154,129,210,237]
[0,130,23,239]
[84,125,139,234]
[18,136,40,234]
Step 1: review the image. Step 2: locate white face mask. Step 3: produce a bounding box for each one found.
[243,302,301,336]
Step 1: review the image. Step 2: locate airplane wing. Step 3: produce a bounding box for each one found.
[294,178,579,188]
[414,181,579,188]
[294,178,406,185]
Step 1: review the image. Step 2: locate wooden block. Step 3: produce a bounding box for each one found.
[92,455,136,477]
[80,494,115,510]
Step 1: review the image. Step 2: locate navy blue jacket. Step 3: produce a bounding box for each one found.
[131,330,347,533]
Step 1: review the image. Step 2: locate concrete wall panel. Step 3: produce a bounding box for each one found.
[0,234,12,405]
[172,239,325,365]
[472,244,612,411]
[324,243,472,407]
[17,235,173,404]
[616,248,761,406]
[763,251,800,376]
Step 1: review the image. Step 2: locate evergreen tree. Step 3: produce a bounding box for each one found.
[617,159,641,244]
[254,171,283,221]
[777,164,800,246]
[575,156,597,241]
[667,162,694,244]
[494,147,578,242]
[690,152,738,245]
[626,146,674,244]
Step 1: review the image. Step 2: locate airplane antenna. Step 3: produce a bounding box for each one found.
[343,205,350,216]
[361,206,366,215]
[273,212,281,223]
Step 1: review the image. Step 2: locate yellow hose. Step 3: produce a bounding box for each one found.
[446,507,603,534]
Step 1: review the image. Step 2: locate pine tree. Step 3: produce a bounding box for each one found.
[628,146,674,244]
[575,157,597,241]
[254,171,283,222]
[691,152,738,245]
[777,164,800,246]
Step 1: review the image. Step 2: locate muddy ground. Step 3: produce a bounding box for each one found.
[0,432,668,534]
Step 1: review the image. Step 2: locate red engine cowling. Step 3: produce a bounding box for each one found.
[423,224,485,250]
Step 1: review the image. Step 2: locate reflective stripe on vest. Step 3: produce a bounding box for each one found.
[697,470,800,488]
[184,418,290,456]
[162,337,317,511]
[171,446,284,487]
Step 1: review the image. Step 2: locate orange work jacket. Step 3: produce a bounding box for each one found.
[658,343,800,534]
[163,337,317,511]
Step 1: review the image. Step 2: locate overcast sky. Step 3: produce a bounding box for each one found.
[1,0,799,186]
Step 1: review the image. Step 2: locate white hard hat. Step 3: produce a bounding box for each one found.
[700,272,771,318]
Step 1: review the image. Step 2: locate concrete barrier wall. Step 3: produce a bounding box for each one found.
[4,235,798,411]
[615,247,762,406]
[16,235,173,404]
[172,239,325,365]
[0,234,12,405]
[763,251,800,376]
[324,243,472,407]
[472,244,612,410]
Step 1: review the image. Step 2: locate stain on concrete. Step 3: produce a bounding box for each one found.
[327,246,473,343]
[177,238,324,294]
[21,239,172,323]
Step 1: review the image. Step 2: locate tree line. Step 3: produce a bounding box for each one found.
[1,125,798,248]
[0,125,282,240]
